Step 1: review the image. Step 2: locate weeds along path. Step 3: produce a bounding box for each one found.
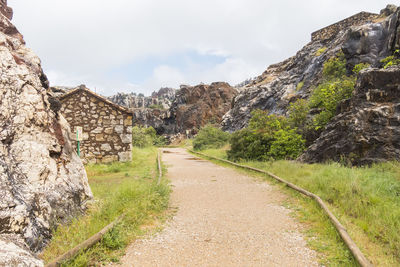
[116,148,318,266]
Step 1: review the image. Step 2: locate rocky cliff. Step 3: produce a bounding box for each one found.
[155,82,238,137]
[300,67,400,165]
[300,5,400,164]
[109,87,176,110]
[109,83,237,139]
[0,1,93,265]
[221,4,400,164]
[222,9,385,132]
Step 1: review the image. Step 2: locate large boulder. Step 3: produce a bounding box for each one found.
[0,1,93,265]
[300,67,400,165]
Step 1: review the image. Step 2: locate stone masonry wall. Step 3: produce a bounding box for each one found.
[311,12,378,42]
[60,89,133,164]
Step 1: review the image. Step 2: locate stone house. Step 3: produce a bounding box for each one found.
[60,85,133,164]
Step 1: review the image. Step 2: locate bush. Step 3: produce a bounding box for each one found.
[296,81,304,91]
[268,128,306,160]
[193,125,230,151]
[315,46,327,57]
[353,62,370,75]
[132,126,166,148]
[228,128,271,161]
[227,110,306,161]
[310,78,355,130]
[322,52,347,79]
[288,99,310,129]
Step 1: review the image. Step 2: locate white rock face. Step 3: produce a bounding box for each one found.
[0,1,93,264]
[0,238,44,267]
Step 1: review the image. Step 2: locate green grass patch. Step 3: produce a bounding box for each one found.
[41,147,170,266]
[195,149,400,266]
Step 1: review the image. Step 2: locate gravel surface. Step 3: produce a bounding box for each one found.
[115,148,318,266]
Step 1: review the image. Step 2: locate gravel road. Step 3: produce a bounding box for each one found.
[115,148,318,266]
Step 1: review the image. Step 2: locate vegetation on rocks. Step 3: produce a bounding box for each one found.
[41,147,170,266]
[380,49,400,69]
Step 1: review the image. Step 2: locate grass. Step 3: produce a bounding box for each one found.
[196,147,400,266]
[41,147,170,266]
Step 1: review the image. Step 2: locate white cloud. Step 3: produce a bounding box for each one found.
[144,65,186,89]
[8,0,392,95]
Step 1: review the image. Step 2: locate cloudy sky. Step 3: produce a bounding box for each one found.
[9,0,392,96]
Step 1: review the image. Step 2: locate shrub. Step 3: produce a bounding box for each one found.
[381,55,400,69]
[193,125,230,151]
[228,110,306,161]
[322,52,347,79]
[132,126,166,148]
[268,128,306,160]
[296,81,304,91]
[288,99,310,129]
[353,62,371,75]
[227,128,267,161]
[310,78,355,130]
[315,46,327,56]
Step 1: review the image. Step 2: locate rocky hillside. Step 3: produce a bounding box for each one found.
[300,5,400,164]
[0,1,92,266]
[300,66,400,165]
[222,9,390,132]
[220,4,400,164]
[109,87,176,110]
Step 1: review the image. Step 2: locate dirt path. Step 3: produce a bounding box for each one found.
[116,148,318,266]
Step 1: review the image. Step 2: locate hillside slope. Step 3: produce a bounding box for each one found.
[222,9,394,132]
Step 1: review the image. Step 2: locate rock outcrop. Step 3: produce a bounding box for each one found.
[222,10,382,132]
[0,1,93,265]
[158,82,238,137]
[109,87,176,110]
[300,67,400,165]
[300,6,400,164]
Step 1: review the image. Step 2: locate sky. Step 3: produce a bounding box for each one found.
[9,0,394,96]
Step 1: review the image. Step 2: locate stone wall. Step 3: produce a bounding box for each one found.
[60,87,133,164]
[311,12,378,41]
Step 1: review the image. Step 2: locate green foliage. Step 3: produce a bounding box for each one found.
[352,62,370,75]
[148,104,164,110]
[193,125,230,151]
[132,126,167,148]
[322,52,347,79]
[288,99,310,129]
[228,128,269,161]
[381,53,400,69]
[268,128,306,160]
[227,110,305,161]
[315,46,328,56]
[296,81,304,91]
[310,78,355,130]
